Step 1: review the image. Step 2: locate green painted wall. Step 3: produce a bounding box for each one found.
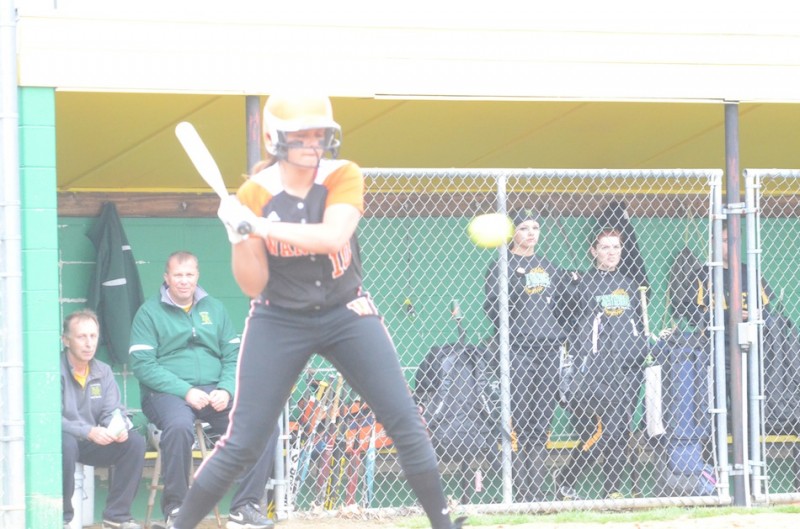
[19,87,62,528]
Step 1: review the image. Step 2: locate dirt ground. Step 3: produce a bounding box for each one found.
[174,511,799,529]
[85,508,799,529]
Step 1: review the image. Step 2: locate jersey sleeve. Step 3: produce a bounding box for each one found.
[324,162,365,213]
[237,178,274,216]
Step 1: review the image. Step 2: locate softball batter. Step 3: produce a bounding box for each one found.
[172,94,463,529]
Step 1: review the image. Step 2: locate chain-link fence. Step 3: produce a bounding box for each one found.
[743,169,800,504]
[275,168,800,517]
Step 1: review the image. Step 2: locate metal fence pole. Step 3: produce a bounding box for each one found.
[744,171,766,500]
[494,173,513,503]
[710,173,732,500]
[725,102,750,506]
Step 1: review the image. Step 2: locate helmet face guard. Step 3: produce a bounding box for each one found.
[270,125,341,161]
[263,95,342,162]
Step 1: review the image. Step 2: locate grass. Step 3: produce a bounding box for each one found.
[398,504,800,527]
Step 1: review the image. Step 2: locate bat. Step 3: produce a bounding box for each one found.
[639,285,666,438]
[317,374,345,506]
[638,286,651,338]
[362,416,376,507]
[174,121,251,234]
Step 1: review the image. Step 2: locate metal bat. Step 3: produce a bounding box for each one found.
[639,284,666,438]
[638,285,651,338]
[174,121,251,234]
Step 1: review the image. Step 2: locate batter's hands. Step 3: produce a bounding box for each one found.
[208,389,231,412]
[217,195,270,244]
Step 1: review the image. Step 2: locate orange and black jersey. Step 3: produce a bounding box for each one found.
[237,159,365,311]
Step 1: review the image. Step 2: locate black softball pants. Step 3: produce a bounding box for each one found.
[175,298,446,528]
[510,346,561,502]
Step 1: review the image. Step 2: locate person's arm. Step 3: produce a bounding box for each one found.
[564,276,594,362]
[215,308,240,398]
[231,237,270,299]
[551,267,576,333]
[98,363,130,442]
[483,262,500,332]
[231,203,362,298]
[129,307,194,398]
[269,203,362,255]
[98,363,124,428]
[559,273,584,338]
[62,412,93,441]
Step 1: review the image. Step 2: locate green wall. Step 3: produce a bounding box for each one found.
[20,87,62,528]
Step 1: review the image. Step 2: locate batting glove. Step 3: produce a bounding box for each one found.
[217,195,265,244]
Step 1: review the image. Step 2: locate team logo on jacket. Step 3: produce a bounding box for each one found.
[597,288,630,317]
[89,382,102,399]
[199,312,213,325]
[524,267,550,295]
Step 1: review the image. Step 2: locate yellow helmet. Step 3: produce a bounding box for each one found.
[263,94,341,160]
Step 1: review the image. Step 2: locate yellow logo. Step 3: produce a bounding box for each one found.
[598,288,630,317]
[524,267,551,295]
[199,312,213,325]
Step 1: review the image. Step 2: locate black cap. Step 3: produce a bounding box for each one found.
[510,208,540,227]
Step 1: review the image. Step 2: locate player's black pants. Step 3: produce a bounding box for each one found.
[62,431,145,523]
[509,343,560,502]
[176,297,445,528]
[141,385,276,517]
[557,370,639,497]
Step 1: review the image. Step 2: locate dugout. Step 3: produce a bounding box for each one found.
[54,168,800,517]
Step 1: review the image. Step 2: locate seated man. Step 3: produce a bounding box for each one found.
[129,251,275,529]
[61,309,146,529]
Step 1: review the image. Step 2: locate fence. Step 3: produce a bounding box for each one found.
[270,168,799,517]
[742,169,800,504]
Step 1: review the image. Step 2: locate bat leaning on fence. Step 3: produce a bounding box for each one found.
[640,285,666,437]
[287,374,336,505]
[362,414,377,508]
[317,373,345,507]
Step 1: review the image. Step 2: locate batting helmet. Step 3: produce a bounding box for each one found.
[263,94,341,160]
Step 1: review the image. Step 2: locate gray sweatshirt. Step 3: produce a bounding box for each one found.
[61,352,125,440]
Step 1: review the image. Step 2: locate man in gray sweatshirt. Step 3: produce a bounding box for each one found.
[61,309,145,529]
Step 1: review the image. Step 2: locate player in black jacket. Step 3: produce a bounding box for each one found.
[557,227,649,500]
[483,209,570,502]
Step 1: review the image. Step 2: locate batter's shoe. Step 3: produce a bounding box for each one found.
[102,519,142,529]
[452,515,468,529]
[557,485,582,501]
[150,507,179,529]
[226,503,274,529]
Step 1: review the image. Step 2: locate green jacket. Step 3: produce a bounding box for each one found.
[129,284,240,399]
[87,202,144,365]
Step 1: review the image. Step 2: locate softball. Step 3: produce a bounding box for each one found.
[467,213,515,248]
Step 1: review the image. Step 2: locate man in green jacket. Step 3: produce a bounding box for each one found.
[129,251,274,529]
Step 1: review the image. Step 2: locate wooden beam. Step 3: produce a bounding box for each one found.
[58,191,800,219]
[58,192,218,217]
